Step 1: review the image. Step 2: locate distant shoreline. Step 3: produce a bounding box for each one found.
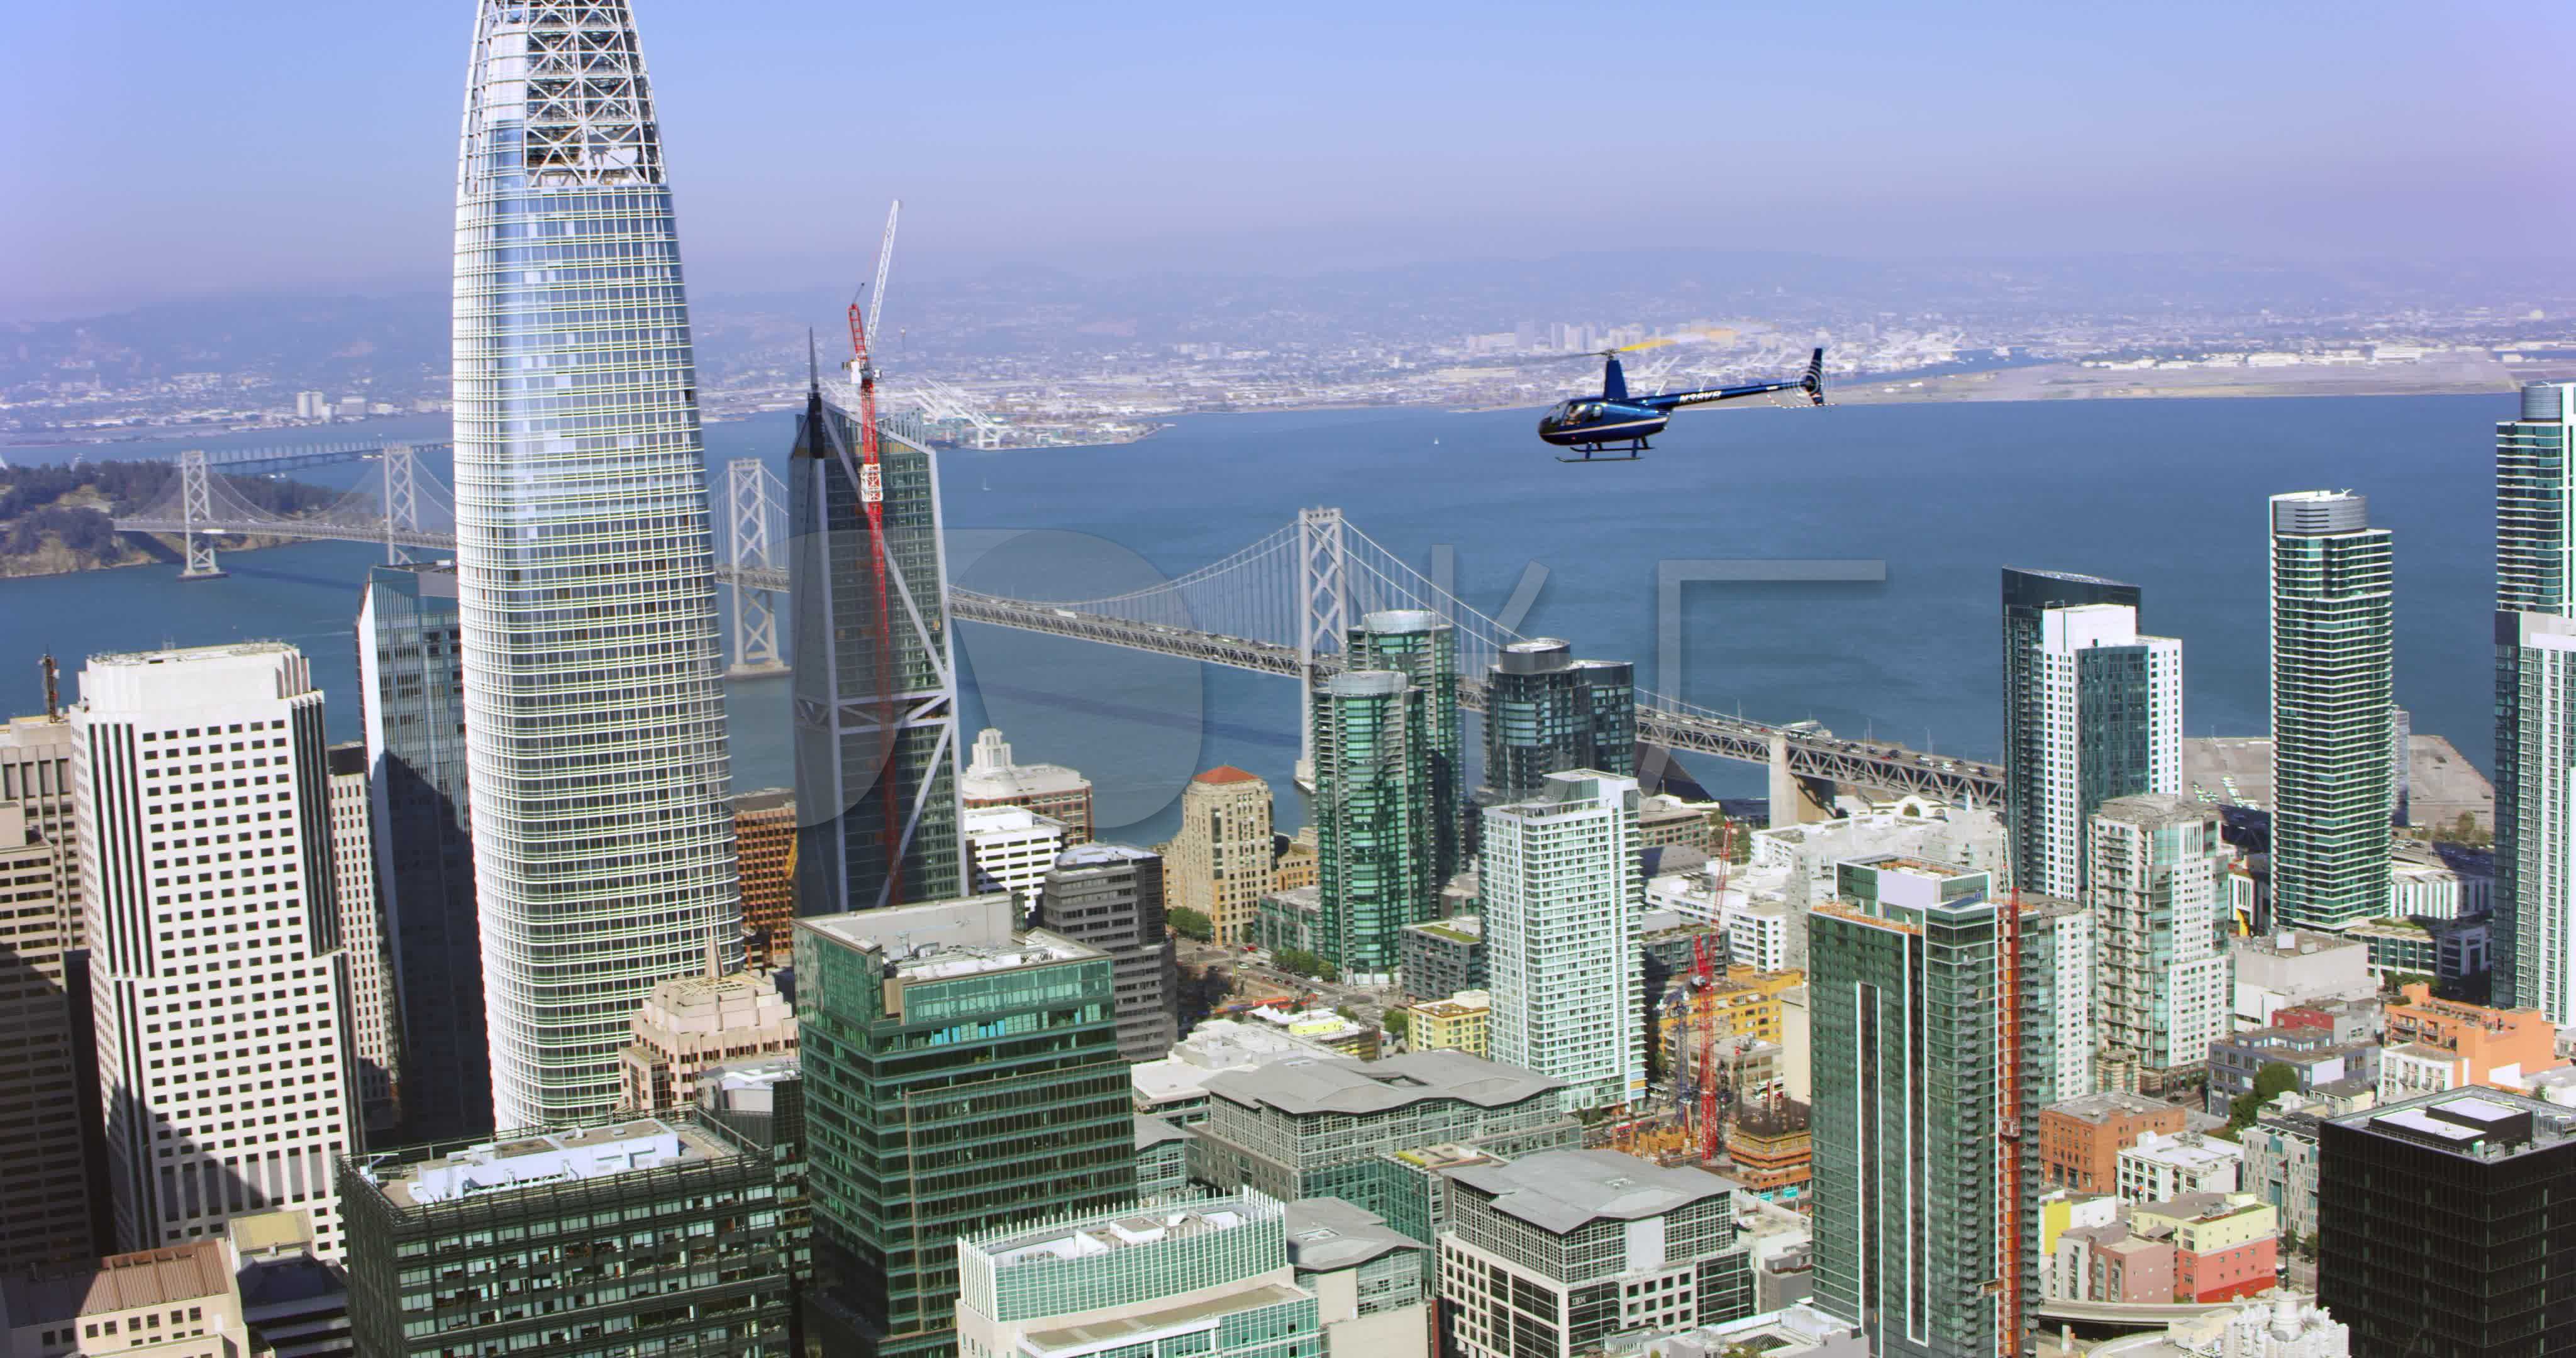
[6,364,2541,457]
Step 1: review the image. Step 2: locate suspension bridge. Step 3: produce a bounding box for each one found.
[108,438,2002,805]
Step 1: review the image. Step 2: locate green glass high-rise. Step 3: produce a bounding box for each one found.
[1311,671,1437,981]
[796,897,1135,1357]
[2497,382,2576,1020]
[1347,610,1465,883]
[1477,640,1634,809]
[1339,613,1463,881]
[1810,856,2000,1358]
[2268,491,2396,930]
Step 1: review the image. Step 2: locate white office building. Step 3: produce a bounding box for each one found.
[2028,604,2182,900]
[962,805,1069,909]
[1482,771,1644,1113]
[73,644,360,1259]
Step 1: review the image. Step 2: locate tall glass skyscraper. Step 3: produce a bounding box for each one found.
[2497,382,2576,1019]
[790,379,964,916]
[2001,566,2143,889]
[1346,610,1464,882]
[2268,491,2396,931]
[355,564,494,1141]
[1310,670,1436,980]
[452,1,743,1127]
[1810,857,2001,1358]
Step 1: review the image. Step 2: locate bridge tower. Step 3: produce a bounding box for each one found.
[726,457,786,677]
[176,448,226,580]
[380,444,421,564]
[1296,507,1352,775]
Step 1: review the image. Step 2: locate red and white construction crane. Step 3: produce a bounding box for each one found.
[845,200,905,903]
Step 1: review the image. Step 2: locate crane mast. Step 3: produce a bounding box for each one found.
[845,199,904,905]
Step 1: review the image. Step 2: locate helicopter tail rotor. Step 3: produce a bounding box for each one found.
[1801,346,1827,406]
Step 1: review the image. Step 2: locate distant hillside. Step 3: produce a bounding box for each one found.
[0,461,337,578]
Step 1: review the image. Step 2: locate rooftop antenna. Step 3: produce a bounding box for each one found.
[40,653,60,720]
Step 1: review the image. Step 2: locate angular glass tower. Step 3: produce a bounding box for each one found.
[355,564,494,1141]
[2268,492,2395,931]
[2497,382,2576,1018]
[2001,566,2143,889]
[790,383,964,917]
[1346,610,1464,883]
[452,1,743,1127]
[1311,670,1436,980]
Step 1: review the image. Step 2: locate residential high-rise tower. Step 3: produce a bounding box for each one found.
[1347,610,1465,881]
[2089,793,2233,1093]
[1482,771,1645,1114]
[2019,604,2182,899]
[2268,491,2396,930]
[2001,567,2142,890]
[1477,641,1634,809]
[452,0,745,1127]
[1311,670,1437,980]
[1810,856,2001,1358]
[2496,382,2576,1019]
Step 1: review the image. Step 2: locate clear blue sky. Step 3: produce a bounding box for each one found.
[3,1,2568,317]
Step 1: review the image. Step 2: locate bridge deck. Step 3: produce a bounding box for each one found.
[109,518,2002,803]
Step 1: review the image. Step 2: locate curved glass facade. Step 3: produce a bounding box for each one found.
[452,1,741,1127]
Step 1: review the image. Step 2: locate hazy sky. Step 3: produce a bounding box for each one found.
[4,1,2569,317]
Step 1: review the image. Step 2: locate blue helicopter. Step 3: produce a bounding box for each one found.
[1536,341,1826,461]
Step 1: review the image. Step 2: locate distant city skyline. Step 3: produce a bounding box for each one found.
[4,3,2572,317]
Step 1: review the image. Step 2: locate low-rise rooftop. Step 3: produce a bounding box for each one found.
[2046,1091,2178,1125]
[0,1242,232,1329]
[353,1118,740,1208]
[1284,1198,1424,1273]
[1019,1282,1308,1357]
[984,1201,1263,1271]
[2338,1088,2575,1161]
[1447,1149,1735,1235]
[1204,1050,1560,1117]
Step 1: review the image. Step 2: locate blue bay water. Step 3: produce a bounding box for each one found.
[0,392,2504,844]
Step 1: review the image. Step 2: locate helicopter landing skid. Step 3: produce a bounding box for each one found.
[1557,439,1648,463]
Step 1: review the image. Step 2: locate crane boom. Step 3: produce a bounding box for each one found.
[869,201,900,361]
